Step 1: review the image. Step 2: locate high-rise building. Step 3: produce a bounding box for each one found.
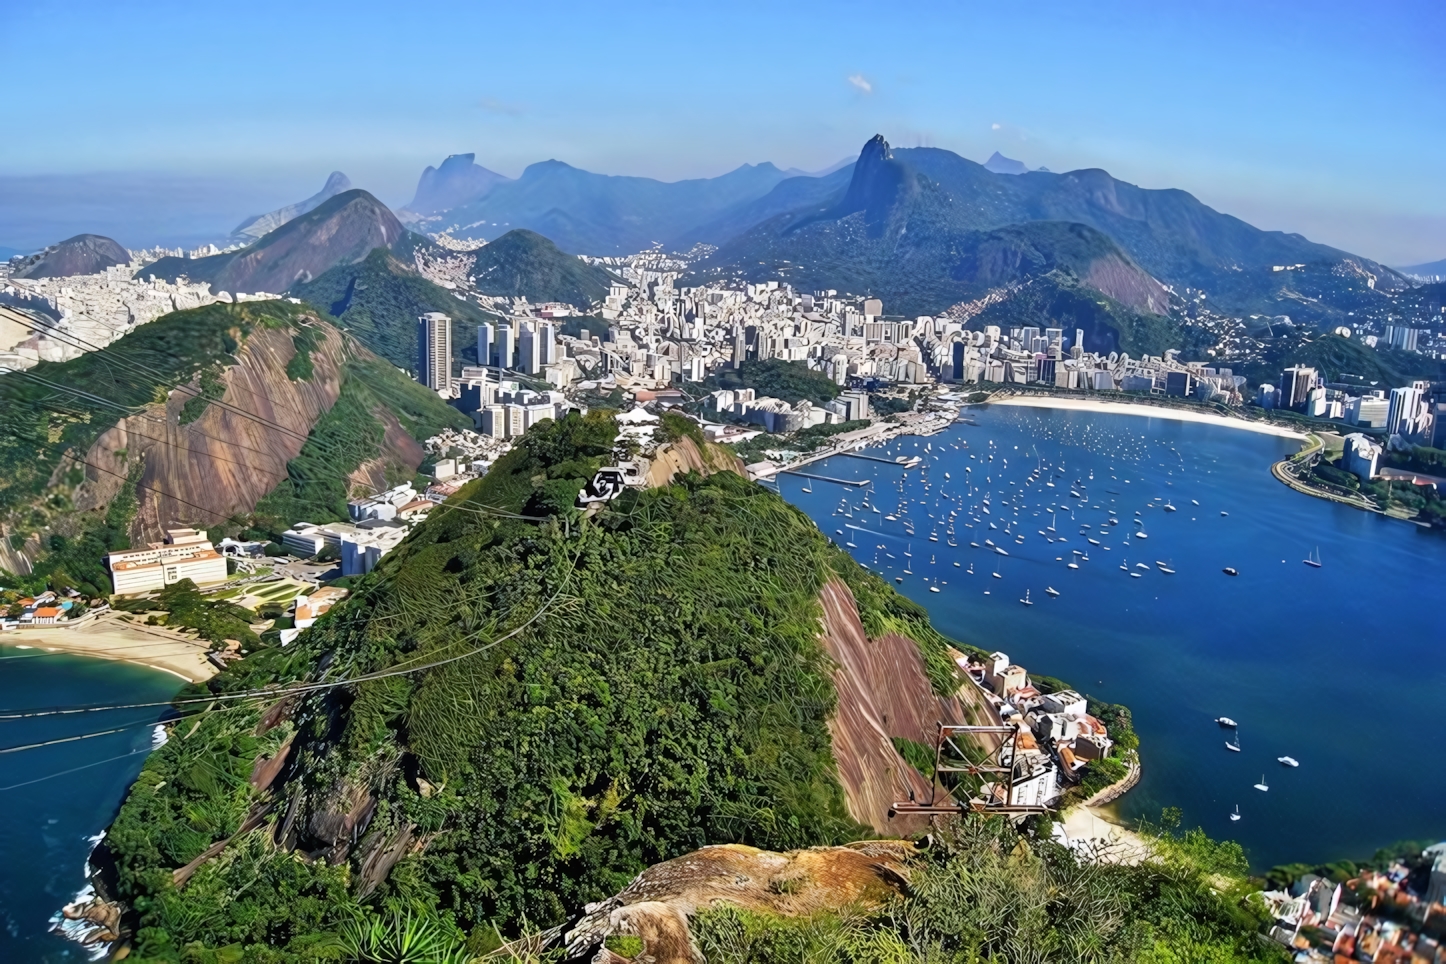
[495,323,515,371]
[1384,325,1421,352]
[1074,328,1085,352]
[539,323,556,366]
[477,323,493,369]
[1387,385,1423,436]
[518,324,541,375]
[1045,328,1063,350]
[418,312,452,393]
[1348,393,1389,428]
[1279,366,1318,409]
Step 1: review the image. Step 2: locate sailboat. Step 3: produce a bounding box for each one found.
[1253,774,1269,792]
[1230,805,1241,822]
[1020,589,1033,606]
[1303,547,1322,568]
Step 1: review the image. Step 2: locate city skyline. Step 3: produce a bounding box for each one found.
[2,0,1443,264]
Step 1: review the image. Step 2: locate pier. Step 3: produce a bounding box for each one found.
[837,452,921,468]
[780,470,871,487]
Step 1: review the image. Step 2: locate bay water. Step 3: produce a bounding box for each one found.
[784,402,1446,869]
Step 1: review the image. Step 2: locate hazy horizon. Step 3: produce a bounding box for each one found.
[3,0,1443,264]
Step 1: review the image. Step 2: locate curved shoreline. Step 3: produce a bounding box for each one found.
[984,395,1307,439]
[1,619,217,683]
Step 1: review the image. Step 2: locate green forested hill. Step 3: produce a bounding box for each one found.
[0,299,468,595]
[99,412,1283,963]
[292,248,500,372]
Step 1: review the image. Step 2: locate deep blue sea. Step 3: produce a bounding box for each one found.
[782,402,1446,870]
[0,650,179,962]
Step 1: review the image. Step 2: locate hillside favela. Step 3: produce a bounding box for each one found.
[1,4,1444,963]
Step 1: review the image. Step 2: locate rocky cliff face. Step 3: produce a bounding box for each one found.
[54,315,427,549]
[816,578,996,833]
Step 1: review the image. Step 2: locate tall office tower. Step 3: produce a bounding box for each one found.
[1074,328,1086,352]
[1045,327,1063,350]
[495,323,515,371]
[477,323,493,369]
[417,313,452,393]
[518,324,541,375]
[1279,366,1318,410]
[539,323,557,366]
[1387,385,1423,436]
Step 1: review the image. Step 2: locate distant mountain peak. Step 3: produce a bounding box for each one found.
[984,151,1031,175]
[144,189,406,295]
[830,135,915,237]
[406,154,511,217]
[230,172,353,242]
[11,233,130,279]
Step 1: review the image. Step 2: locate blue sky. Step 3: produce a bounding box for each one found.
[2,0,1443,263]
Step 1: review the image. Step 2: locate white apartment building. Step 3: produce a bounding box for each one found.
[106,528,229,594]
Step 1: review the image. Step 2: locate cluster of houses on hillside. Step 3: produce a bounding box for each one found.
[1260,843,1446,962]
[955,649,1118,810]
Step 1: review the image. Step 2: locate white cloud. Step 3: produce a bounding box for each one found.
[847,74,873,94]
[991,123,1001,130]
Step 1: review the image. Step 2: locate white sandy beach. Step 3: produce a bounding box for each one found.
[988,396,1306,439]
[2,618,217,682]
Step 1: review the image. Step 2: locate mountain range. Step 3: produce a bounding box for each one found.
[401,137,1406,326]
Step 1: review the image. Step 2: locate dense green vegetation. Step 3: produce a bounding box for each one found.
[0,300,302,520]
[107,411,938,960]
[703,358,841,405]
[112,579,259,648]
[293,249,499,374]
[691,813,1282,964]
[467,229,614,305]
[249,357,470,536]
[0,297,470,594]
[1252,333,1446,388]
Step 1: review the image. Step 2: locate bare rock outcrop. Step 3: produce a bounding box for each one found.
[562,841,913,964]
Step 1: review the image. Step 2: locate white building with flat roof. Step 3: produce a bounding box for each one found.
[106,528,228,594]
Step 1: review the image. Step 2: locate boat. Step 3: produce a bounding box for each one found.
[895,576,903,582]
[1278,756,1299,767]
[1134,531,1148,539]
[1130,571,1141,578]
[929,585,940,593]
[1254,775,1269,792]
[995,547,1009,556]
[1045,586,1059,597]
[1225,739,1240,752]
[1163,502,1176,512]
[1222,567,1238,576]
[991,571,1001,579]
[1230,805,1241,822]
[1216,717,1237,728]
[801,483,812,493]
[1020,590,1033,606]
[1135,563,1150,570]
[984,539,994,547]
[1088,538,1101,546]
[1220,511,1229,517]
[970,541,980,548]
[1158,566,1175,574]
[1191,499,1200,506]
[1067,562,1079,569]
[1303,547,1322,568]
